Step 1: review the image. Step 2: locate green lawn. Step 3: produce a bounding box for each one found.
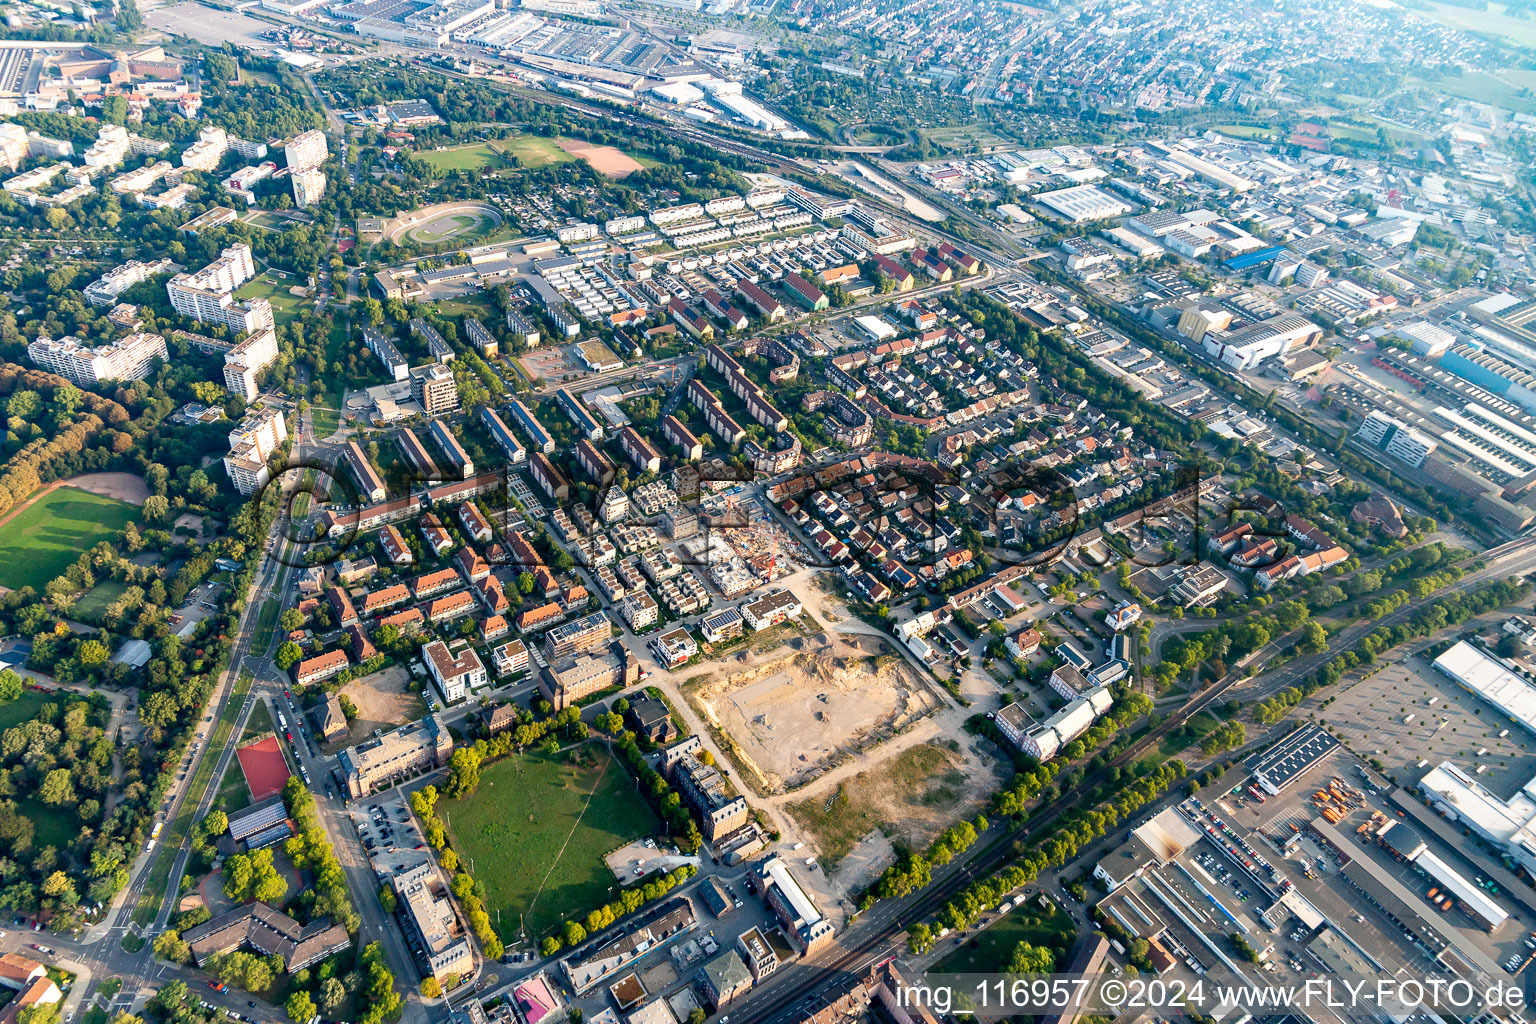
[1411,71,1536,115]
[0,692,79,850]
[19,794,78,851]
[0,487,137,591]
[442,746,660,940]
[1417,1,1536,49]
[419,136,575,174]
[74,580,130,626]
[935,899,1078,974]
[0,692,50,733]
[234,271,307,324]
[1212,123,1276,141]
[249,599,281,655]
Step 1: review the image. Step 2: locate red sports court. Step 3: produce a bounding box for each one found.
[235,736,292,802]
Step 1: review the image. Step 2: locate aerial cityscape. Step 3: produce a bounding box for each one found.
[6,0,1536,1022]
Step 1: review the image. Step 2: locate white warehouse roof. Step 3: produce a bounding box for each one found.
[1433,640,1536,736]
[1412,849,1508,929]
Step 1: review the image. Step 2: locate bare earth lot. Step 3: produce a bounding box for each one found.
[557,138,645,179]
[691,634,943,794]
[327,666,425,750]
[787,740,1007,887]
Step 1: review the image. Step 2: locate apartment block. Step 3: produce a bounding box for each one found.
[423,639,485,703]
[28,331,168,386]
[339,714,453,798]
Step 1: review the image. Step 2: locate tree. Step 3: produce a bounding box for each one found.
[39,769,74,807]
[223,854,254,900]
[274,642,304,671]
[443,747,482,797]
[541,936,562,957]
[562,920,586,947]
[420,978,441,998]
[280,609,306,633]
[285,990,317,1023]
[153,930,191,964]
[0,671,21,702]
[688,1010,707,1024]
[317,977,346,1012]
[77,640,109,667]
[143,495,169,522]
[1007,942,1056,975]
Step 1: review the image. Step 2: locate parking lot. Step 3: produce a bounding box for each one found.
[349,791,433,882]
[1325,654,1536,795]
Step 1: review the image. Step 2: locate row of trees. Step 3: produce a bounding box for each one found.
[1254,577,1533,723]
[909,760,1188,953]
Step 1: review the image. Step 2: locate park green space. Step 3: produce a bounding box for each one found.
[419,136,574,173]
[0,487,137,591]
[131,673,254,930]
[441,746,660,939]
[308,320,351,439]
[935,899,1077,974]
[234,271,306,324]
[74,580,130,625]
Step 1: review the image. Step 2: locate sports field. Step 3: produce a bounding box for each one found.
[75,580,130,625]
[419,136,575,173]
[442,746,660,939]
[0,487,137,591]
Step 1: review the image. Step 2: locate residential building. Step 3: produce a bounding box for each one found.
[492,639,530,677]
[182,903,350,972]
[619,591,659,631]
[545,611,610,660]
[539,643,639,709]
[285,129,328,171]
[750,856,834,955]
[562,898,697,994]
[423,640,486,703]
[291,166,326,207]
[481,408,527,464]
[1004,626,1041,661]
[665,737,749,840]
[27,331,167,385]
[338,714,454,798]
[312,694,349,742]
[651,627,697,668]
[701,608,744,644]
[223,327,280,401]
[740,589,801,631]
[412,364,460,416]
[363,326,408,382]
[343,441,387,502]
[391,861,474,985]
[222,406,287,496]
[167,244,273,335]
[624,693,676,743]
[294,649,350,685]
[699,951,753,1010]
[618,426,662,473]
[84,257,174,306]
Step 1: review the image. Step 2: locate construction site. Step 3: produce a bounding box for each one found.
[687,632,945,795]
